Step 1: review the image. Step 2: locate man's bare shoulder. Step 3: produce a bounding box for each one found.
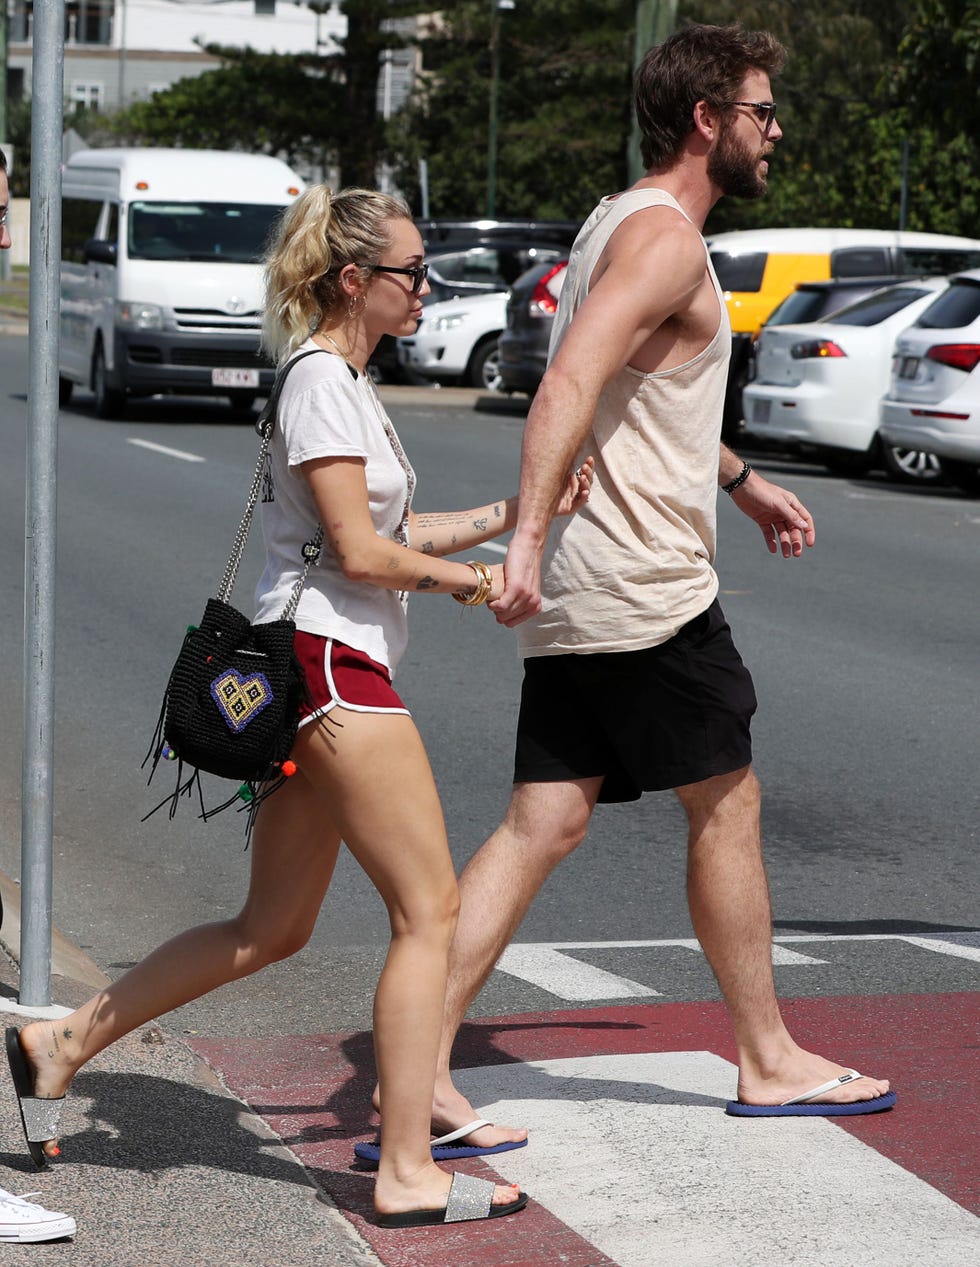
[607,203,705,270]
[592,204,706,307]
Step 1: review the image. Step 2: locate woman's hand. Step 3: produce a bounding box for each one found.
[555,456,595,517]
[487,563,506,603]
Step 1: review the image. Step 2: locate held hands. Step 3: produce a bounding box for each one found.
[732,470,816,557]
[555,456,595,516]
[489,458,594,627]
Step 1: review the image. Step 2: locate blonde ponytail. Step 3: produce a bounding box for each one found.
[262,184,412,362]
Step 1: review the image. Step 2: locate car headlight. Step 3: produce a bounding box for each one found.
[116,301,164,330]
[430,314,466,333]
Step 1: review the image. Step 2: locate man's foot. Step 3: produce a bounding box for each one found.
[731,1049,893,1116]
[368,1077,528,1155]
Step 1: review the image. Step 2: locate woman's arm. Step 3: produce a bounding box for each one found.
[408,498,516,557]
[304,455,500,598]
[408,458,594,557]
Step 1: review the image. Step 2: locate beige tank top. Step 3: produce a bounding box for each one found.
[517,188,731,657]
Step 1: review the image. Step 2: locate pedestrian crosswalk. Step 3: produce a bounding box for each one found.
[496,933,980,1001]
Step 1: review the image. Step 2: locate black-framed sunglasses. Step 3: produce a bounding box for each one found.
[726,100,777,132]
[369,262,429,295]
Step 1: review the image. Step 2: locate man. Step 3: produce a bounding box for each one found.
[409,22,894,1162]
[0,146,77,1245]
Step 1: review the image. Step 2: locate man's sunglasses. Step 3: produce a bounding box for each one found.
[369,263,429,295]
[726,100,777,132]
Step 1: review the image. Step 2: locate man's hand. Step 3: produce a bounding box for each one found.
[731,471,816,557]
[488,536,544,627]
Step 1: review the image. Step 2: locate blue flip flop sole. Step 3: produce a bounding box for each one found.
[726,1090,897,1117]
[355,1135,528,1167]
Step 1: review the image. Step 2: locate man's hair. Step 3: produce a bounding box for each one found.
[634,23,786,171]
[0,148,7,174]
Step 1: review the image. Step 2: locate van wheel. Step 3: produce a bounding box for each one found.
[468,336,503,391]
[882,444,943,483]
[58,376,73,407]
[92,345,125,419]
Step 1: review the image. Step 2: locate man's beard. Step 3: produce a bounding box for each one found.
[707,124,769,199]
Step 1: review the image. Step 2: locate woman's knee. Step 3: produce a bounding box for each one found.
[231,911,317,968]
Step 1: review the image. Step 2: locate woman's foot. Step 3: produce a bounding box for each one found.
[13,1021,79,1159]
[373,1159,523,1222]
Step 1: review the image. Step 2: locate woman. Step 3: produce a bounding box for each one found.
[5,186,591,1228]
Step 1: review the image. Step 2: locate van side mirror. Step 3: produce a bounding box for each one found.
[83,239,117,265]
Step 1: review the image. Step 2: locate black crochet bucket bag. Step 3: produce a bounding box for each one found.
[144,349,326,832]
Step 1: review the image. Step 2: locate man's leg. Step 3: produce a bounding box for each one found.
[430,776,603,1143]
[677,765,890,1106]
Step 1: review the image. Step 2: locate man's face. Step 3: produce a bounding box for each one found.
[707,71,781,201]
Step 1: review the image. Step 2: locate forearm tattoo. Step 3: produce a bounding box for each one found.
[416,575,438,590]
[473,517,488,532]
[421,540,434,554]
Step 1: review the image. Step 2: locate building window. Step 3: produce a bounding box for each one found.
[70,81,105,111]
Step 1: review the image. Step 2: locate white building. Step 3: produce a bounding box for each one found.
[8,1,415,116]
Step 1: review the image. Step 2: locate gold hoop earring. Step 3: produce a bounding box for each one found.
[347,293,364,321]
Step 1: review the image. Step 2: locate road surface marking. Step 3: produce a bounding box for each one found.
[457,1051,979,1267]
[494,934,975,1000]
[127,438,206,463]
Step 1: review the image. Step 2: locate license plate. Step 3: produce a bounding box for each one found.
[211,368,259,388]
[898,356,920,380]
[751,399,771,424]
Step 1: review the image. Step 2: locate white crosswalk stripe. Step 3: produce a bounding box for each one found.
[458,1052,979,1267]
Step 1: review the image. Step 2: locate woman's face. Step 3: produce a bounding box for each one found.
[360,216,429,338]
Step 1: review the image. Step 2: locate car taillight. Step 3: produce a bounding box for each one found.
[529,263,567,317]
[790,340,846,359]
[925,344,980,372]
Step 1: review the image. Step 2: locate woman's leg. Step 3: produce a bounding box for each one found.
[17,768,343,1155]
[292,710,520,1216]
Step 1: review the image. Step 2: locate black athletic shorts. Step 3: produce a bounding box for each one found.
[514,599,757,803]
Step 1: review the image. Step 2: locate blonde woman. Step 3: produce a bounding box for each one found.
[5,186,592,1227]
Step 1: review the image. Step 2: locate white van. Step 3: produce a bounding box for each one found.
[59,148,304,417]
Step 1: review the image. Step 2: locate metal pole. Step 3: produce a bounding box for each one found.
[20,0,65,1006]
[628,0,678,184]
[899,136,909,232]
[486,2,500,218]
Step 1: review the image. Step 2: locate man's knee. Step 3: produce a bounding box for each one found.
[504,779,596,866]
[675,765,760,836]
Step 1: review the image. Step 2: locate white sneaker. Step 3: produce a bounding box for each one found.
[0,1186,76,1242]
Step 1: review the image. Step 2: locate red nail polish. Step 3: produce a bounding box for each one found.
[49,1146,61,1156]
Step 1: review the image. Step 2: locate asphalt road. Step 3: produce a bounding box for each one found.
[1,337,976,1043]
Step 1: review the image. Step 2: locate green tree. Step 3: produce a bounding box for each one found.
[390,0,635,219]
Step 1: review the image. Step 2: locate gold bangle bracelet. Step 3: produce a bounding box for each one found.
[452,559,493,606]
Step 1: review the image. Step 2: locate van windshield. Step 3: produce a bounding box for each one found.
[127,201,287,263]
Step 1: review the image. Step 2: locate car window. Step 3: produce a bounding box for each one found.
[830,246,892,277]
[708,251,767,292]
[914,278,980,329]
[764,289,830,325]
[428,246,561,291]
[900,247,980,275]
[826,286,934,327]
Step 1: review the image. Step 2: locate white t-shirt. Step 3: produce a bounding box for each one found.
[253,342,416,673]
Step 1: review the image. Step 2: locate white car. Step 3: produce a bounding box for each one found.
[743,277,950,480]
[880,269,980,494]
[396,291,508,391]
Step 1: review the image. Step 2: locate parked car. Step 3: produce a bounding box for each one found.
[743,277,950,479]
[880,268,980,493]
[369,241,566,382]
[498,259,568,394]
[707,227,980,437]
[396,290,507,390]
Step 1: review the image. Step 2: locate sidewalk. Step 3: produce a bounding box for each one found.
[0,875,380,1266]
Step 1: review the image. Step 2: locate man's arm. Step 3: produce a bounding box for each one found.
[719,443,816,557]
[490,211,708,627]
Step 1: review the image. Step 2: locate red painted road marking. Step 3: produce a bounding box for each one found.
[190,992,978,1264]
